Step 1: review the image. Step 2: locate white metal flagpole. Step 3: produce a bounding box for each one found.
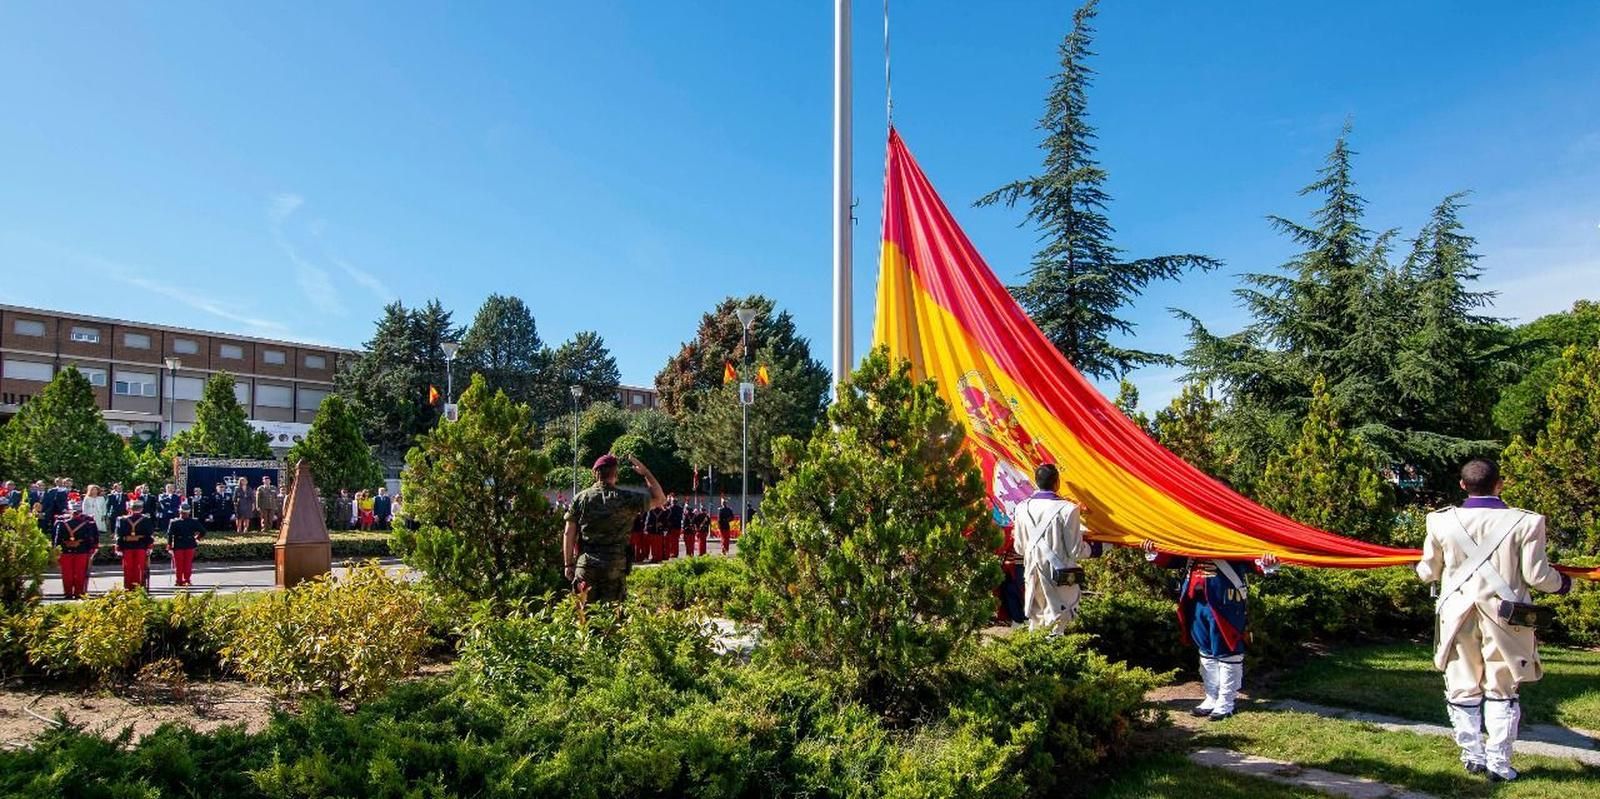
[832,0,853,398]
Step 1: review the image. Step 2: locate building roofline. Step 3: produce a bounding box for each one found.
[0,303,360,354]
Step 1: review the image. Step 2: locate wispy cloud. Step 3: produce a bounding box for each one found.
[267,192,344,316]
[330,255,394,304]
[5,237,290,335]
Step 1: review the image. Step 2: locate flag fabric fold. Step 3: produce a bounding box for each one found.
[872,127,1593,575]
[723,362,738,385]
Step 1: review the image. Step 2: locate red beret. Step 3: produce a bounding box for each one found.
[593,454,619,470]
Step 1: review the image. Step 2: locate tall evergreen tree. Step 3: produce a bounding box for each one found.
[287,394,385,525]
[656,295,829,481]
[0,366,130,485]
[976,0,1219,379]
[165,373,272,459]
[335,300,460,458]
[543,330,621,422]
[459,294,545,406]
[1183,131,1503,485]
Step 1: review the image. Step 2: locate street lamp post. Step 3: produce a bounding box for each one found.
[162,357,180,440]
[569,385,582,500]
[439,341,459,403]
[735,307,758,528]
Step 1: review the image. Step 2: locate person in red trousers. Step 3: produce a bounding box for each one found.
[52,499,100,599]
[165,502,206,588]
[113,499,156,590]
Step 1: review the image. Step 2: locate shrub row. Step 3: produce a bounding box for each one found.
[0,562,431,698]
[0,597,1161,799]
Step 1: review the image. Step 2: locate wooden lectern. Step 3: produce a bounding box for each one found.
[275,459,331,588]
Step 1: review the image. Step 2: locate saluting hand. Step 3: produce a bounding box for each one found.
[629,456,652,477]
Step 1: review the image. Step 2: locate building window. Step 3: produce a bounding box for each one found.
[113,371,157,397]
[263,349,286,365]
[164,376,204,401]
[123,332,151,349]
[256,384,293,408]
[12,319,45,337]
[69,326,101,343]
[219,344,244,360]
[298,387,329,410]
[2,359,53,382]
[172,338,199,355]
[234,382,251,406]
[304,354,326,370]
[631,394,644,406]
[72,366,108,387]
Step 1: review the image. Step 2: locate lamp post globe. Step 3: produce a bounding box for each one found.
[733,307,759,532]
[162,357,181,440]
[439,341,459,403]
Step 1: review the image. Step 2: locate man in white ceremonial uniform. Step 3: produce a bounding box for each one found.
[1417,458,1573,782]
[1011,463,1101,635]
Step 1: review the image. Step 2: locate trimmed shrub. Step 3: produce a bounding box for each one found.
[21,589,150,678]
[223,561,427,699]
[1075,589,1188,672]
[626,556,753,619]
[0,506,52,611]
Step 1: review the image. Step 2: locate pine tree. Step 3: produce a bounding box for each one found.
[976,0,1219,379]
[336,299,461,458]
[657,295,829,481]
[1256,377,1392,542]
[1152,383,1223,477]
[0,366,130,486]
[1183,132,1504,485]
[164,373,272,459]
[459,294,546,407]
[1502,344,1600,554]
[287,394,385,524]
[739,348,1001,712]
[395,374,562,605]
[543,330,621,423]
[1112,379,1150,431]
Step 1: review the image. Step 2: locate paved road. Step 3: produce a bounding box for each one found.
[39,540,739,602]
[39,557,409,602]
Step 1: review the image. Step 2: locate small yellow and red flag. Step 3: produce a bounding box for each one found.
[722,361,737,384]
[756,365,771,387]
[428,385,441,405]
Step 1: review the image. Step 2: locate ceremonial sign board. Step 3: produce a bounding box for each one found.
[175,456,284,499]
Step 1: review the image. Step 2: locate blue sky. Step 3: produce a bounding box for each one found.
[2,1,1597,411]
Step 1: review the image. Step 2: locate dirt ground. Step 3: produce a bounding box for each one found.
[0,678,282,748]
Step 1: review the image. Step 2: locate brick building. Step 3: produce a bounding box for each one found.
[0,304,353,450]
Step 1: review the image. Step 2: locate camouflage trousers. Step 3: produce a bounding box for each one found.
[575,553,629,602]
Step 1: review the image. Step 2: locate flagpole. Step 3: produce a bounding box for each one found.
[831,0,853,397]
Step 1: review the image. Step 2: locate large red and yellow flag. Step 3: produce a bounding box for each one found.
[873,129,1438,569]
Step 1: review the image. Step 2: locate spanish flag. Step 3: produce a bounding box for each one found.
[723,361,737,385]
[756,365,771,387]
[428,385,441,406]
[873,128,1417,569]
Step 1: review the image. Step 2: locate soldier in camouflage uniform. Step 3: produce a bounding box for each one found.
[564,454,665,602]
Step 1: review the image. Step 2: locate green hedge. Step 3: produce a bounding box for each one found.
[626,556,754,619]
[86,530,392,563]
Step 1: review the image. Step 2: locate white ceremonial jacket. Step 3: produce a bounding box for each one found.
[1012,493,1094,630]
[1416,500,1568,679]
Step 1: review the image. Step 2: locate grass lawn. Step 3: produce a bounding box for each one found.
[1093,751,1325,798]
[1270,642,1600,729]
[1198,709,1600,798]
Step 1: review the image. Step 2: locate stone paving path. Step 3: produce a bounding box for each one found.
[1267,698,1600,767]
[1188,748,1438,799]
